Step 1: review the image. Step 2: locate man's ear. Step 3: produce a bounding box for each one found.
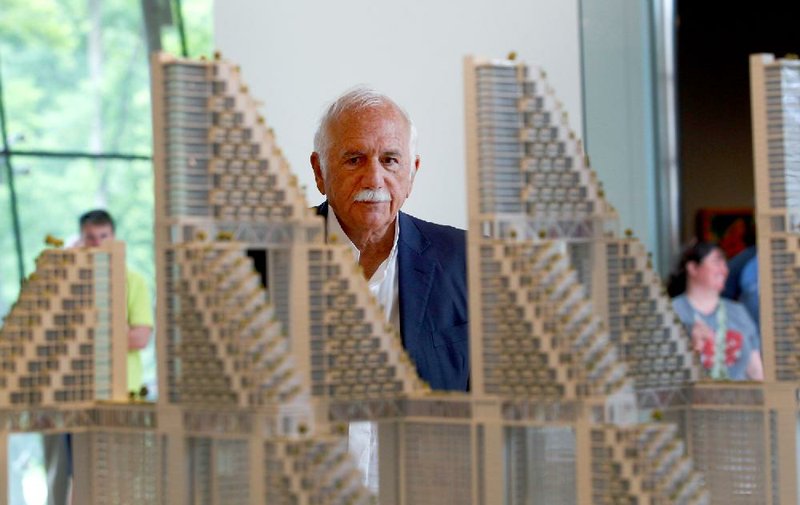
[310,152,326,195]
[407,155,420,197]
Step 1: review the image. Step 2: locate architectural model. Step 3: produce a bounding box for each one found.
[0,241,132,500]
[3,50,797,505]
[463,57,699,402]
[463,56,706,504]
[0,241,128,406]
[749,54,800,383]
[462,53,800,504]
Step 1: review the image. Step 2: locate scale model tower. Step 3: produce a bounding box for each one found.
[463,55,708,505]
[749,54,800,383]
[0,242,128,406]
[658,51,800,505]
[0,241,133,504]
[147,51,714,504]
[463,55,699,405]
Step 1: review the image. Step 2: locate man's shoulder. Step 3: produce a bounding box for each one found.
[313,201,328,217]
[401,213,465,250]
[126,268,146,283]
[125,269,151,298]
[126,268,152,293]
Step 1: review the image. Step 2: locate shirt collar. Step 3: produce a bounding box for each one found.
[327,207,400,266]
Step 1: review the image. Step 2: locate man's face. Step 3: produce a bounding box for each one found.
[81,223,115,247]
[312,105,419,239]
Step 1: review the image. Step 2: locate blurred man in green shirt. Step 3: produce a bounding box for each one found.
[78,209,153,393]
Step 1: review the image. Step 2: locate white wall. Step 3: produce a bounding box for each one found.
[214,0,582,229]
[580,0,668,273]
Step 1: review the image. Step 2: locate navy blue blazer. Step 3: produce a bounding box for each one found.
[315,202,469,391]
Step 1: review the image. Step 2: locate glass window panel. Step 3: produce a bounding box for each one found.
[162,0,214,58]
[8,156,154,281]
[0,168,20,316]
[0,0,153,154]
[9,433,47,505]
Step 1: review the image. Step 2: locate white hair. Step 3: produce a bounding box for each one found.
[313,86,418,175]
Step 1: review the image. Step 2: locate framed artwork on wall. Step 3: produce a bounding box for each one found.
[694,207,755,259]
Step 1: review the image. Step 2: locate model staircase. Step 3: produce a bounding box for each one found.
[208,58,312,222]
[0,247,118,406]
[515,71,613,222]
[603,238,699,391]
[478,238,628,399]
[305,244,425,401]
[159,56,312,223]
[766,236,800,379]
[174,242,301,406]
[264,436,375,505]
[591,423,710,505]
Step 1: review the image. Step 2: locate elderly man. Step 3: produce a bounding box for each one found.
[311,87,469,491]
[310,87,469,392]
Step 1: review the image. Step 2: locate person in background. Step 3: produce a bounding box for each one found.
[668,241,763,381]
[722,225,760,329]
[78,209,153,393]
[736,253,759,327]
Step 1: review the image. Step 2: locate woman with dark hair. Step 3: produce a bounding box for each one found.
[668,241,763,381]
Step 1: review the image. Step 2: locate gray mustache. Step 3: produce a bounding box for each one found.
[353,189,391,202]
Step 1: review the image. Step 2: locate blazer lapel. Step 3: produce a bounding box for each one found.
[397,212,437,353]
[317,204,435,352]
[315,201,329,241]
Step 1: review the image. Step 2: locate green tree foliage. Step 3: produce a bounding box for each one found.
[0,0,212,312]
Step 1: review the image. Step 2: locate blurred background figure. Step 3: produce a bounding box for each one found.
[723,225,760,329]
[78,209,153,391]
[668,241,763,381]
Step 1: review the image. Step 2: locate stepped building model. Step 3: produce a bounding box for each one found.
[0,50,796,504]
[463,57,699,402]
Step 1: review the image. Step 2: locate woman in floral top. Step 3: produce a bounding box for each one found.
[668,241,763,381]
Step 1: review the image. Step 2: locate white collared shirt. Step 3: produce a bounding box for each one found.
[327,207,400,492]
[327,208,400,329]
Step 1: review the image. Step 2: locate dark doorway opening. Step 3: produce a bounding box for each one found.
[676,1,800,244]
[247,249,268,290]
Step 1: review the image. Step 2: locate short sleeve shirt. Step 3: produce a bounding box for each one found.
[672,295,759,380]
[126,269,153,391]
